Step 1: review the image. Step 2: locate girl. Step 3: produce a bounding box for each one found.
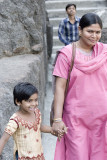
[0,82,56,160]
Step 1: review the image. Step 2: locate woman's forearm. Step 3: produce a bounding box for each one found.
[54,77,67,119]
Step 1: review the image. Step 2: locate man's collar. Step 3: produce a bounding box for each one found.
[67,16,79,22]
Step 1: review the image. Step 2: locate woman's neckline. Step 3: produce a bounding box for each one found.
[77,48,93,56]
[75,41,93,56]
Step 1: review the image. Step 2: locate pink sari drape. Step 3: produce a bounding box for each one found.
[53,42,107,160]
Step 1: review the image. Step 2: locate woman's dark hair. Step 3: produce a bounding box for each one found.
[66,4,76,11]
[79,13,103,30]
[13,82,38,105]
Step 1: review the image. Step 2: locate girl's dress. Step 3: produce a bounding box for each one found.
[5,108,45,160]
[53,42,107,160]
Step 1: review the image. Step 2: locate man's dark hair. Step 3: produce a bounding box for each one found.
[79,13,102,29]
[66,4,76,11]
[13,82,38,105]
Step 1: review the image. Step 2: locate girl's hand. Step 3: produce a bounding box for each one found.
[51,127,65,141]
[52,121,68,141]
[57,129,65,141]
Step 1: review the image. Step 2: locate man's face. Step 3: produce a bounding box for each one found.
[66,5,76,16]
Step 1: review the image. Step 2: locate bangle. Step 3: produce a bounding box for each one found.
[53,118,62,123]
[53,120,62,123]
[53,118,62,121]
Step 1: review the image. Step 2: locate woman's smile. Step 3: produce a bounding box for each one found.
[79,23,102,47]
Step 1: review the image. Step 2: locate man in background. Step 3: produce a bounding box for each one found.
[58,4,80,45]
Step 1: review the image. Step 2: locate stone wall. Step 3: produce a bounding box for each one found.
[101,28,107,43]
[100,9,107,43]
[0,0,47,57]
[96,9,107,43]
[0,0,48,159]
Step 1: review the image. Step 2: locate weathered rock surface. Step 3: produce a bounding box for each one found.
[0,0,49,159]
[0,0,46,58]
[101,28,107,43]
[96,9,107,43]
[96,9,107,29]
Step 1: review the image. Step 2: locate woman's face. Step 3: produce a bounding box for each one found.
[79,23,102,47]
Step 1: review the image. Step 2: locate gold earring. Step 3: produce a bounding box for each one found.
[79,32,81,36]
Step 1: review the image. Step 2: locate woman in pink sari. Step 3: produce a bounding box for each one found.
[52,13,107,160]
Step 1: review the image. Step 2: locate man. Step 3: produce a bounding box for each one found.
[58,4,80,45]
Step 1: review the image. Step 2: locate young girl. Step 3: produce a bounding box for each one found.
[0,82,57,160]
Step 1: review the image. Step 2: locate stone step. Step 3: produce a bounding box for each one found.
[53,27,58,36]
[49,8,107,27]
[51,17,79,27]
[47,7,107,18]
[53,36,64,46]
[46,0,106,10]
[52,45,64,54]
[50,17,69,27]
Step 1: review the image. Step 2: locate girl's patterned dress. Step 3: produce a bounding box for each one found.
[5,108,45,160]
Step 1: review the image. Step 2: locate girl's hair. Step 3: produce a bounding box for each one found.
[66,4,76,11]
[13,82,38,105]
[79,13,103,30]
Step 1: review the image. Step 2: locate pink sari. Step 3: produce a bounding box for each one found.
[53,42,107,160]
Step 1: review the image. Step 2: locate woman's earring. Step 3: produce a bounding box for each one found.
[79,32,81,36]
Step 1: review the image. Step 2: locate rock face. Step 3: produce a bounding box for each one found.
[0,0,47,57]
[101,28,107,43]
[100,9,107,43]
[96,9,107,43]
[96,9,107,29]
[0,0,48,159]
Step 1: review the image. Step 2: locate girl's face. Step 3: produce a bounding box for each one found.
[79,23,102,47]
[18,93,38,114]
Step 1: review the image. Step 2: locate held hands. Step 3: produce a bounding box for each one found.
[52,119,68,141]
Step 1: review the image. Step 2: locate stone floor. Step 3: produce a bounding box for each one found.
[42,54,57,160]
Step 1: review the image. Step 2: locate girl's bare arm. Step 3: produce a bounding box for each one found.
[40,125,52,133]
[0,132,11,155]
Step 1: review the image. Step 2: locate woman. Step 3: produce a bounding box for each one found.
[52,13,107,160]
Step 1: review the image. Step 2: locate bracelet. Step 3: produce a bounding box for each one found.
[53,118,62,121]
[53,120,62,123]
[53,118,62,123]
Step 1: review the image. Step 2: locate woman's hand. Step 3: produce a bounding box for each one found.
[52,77,68,140]
[52,121,67,141]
